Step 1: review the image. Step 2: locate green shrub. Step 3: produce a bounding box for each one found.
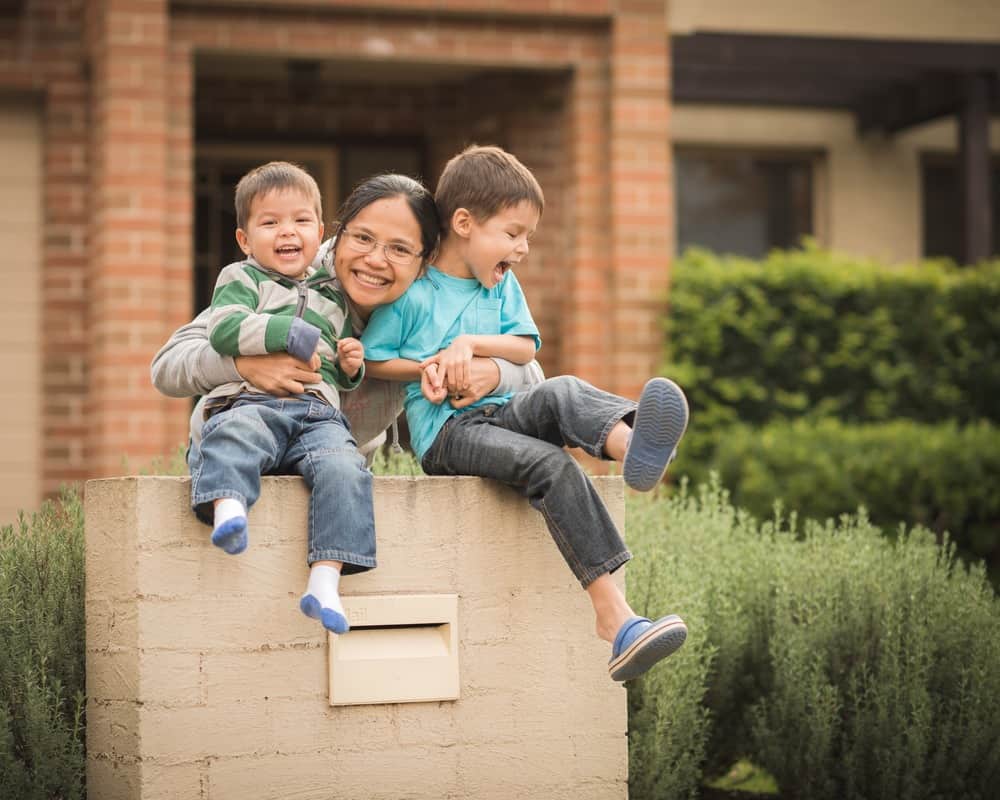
[671,418,1000,577]
[0,490,86,799]
[626,481,1000,800]
[665,248,1000,428]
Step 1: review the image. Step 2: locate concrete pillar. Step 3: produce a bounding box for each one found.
[85,476,628,799]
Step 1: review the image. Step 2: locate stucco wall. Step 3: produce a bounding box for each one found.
[669,0,1000,42]
[672,104,1000,264]
[85,475,628,800]
[0,99,42,528]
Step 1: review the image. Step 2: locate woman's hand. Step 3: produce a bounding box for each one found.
[448,357,502,409]
[234,352,322,396]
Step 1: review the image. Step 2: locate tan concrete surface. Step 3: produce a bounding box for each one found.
[0,100,42,529]
[673,105,1000,264]
[669,0,1000,42]
[85,476,628,799]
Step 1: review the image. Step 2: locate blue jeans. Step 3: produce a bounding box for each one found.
[189,394,376,573]
[421,375,635,587]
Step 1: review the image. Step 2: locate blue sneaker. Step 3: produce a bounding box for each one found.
[623,378,689,492]
[608,615,687,681]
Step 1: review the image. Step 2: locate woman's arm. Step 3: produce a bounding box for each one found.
[150,309,242,397]
[150,308,322,398]
[492,358,545,393]
[447,357,545,409]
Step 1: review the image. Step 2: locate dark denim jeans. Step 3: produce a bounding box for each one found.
[421,375,636,587]
[189,394,376,573]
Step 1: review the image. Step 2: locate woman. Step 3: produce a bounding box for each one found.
[151,173,543,457]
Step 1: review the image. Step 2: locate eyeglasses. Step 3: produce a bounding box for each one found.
[340,228,421,266]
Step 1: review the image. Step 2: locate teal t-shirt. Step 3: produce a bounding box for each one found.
[361,266,541,460]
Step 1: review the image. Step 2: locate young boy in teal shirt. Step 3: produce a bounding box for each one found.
[362,146,690,681]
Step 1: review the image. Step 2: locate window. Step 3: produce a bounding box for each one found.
[338,144,424,205]
[922,158,999,263]
[675,149,815,258]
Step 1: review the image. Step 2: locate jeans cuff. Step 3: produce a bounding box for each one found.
[191,489,249,525]
[308,548,377,574]
[579,550,633,589]
[591,403,638,460]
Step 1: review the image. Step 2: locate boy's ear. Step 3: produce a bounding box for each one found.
[235,228,252,256]
[450,208,474,238]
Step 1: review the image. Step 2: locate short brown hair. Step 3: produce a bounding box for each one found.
[435,145,544,237]
[234,161,322,230]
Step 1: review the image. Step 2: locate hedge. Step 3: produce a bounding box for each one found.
[0,492,86,799]
[669,418,1000,577]
[626,481,1000,800]
[664,248,1000,429]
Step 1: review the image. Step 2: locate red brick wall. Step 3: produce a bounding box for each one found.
[0,0,674,488]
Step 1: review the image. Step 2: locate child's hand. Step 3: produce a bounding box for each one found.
[337,337,364,379]
[432,336,474,393]
[309,352,322,371]
[421,362,448,404]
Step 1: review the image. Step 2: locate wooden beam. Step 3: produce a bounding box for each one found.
[672,33,1000,120]
[960,72,994,264]
[856,72,964,135]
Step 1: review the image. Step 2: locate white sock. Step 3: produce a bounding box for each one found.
[304,565,345,616]
[214,497,245,527]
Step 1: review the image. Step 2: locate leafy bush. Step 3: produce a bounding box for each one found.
[0,491,86,799]
[626,481,1000,800]
[665,248,1000,428]
[671,418,1000,579]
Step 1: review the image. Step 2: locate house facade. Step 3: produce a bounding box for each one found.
[0,0,997,525]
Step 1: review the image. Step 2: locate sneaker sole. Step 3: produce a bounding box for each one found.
[623,378,689,492]
[608,615,687,682]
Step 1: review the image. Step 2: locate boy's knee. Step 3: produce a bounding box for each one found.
[540,374,584,402]
[312,451,370,483]
[534,446,581,482]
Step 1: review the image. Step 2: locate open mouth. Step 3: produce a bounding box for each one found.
[275,245,302,258]
[493,260,512,283]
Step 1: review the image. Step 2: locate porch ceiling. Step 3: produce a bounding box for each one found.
[671,32,1000,134]
[196,51,531,87]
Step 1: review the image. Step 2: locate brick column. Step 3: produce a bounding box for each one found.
[161,40,195,453]
[563,48,613,386]
[608,0,672,398]
[87,0,171,476]
[35,1,92,494]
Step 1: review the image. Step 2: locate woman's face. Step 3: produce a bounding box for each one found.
[334,195,425,319]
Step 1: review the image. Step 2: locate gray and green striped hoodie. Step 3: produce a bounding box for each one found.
[203,257,362,411]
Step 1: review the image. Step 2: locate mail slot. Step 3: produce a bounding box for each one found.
[329,594,459,706]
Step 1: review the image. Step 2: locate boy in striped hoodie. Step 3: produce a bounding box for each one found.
[190,161,368,635]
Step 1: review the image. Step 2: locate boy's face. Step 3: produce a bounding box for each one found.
[461,200,539,289]
[236,188,324,280]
